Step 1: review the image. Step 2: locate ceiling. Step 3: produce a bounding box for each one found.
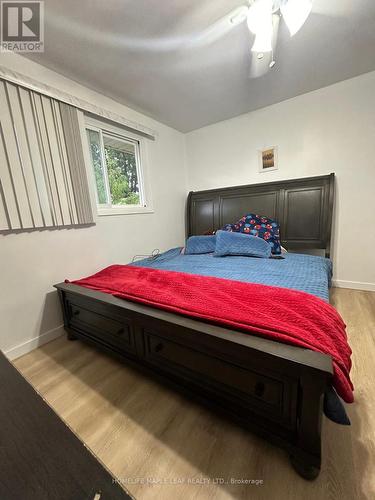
[26,0,375,132]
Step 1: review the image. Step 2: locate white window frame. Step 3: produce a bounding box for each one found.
[82,115,153,216]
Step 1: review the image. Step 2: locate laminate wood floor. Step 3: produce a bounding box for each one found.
[14,288,375,500]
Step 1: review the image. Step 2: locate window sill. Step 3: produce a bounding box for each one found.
[97,206,154,216]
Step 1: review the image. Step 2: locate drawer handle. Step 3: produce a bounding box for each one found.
[117,328,125,336]
[154,342,164,353]
[254,381,265,398]
[73,310,80,316]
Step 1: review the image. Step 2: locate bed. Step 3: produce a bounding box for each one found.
[55,173,340,480]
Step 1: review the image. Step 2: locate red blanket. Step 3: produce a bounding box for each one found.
[71,265,353,403]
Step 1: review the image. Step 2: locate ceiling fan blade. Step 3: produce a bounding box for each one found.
[190,5,249,48]
[281,0,312,36]
[47,4,250,53]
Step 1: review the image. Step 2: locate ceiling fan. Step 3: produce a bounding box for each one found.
[231,0,312,70]
[47,0,313,77]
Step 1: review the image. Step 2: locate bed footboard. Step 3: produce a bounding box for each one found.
[55,282,332,480]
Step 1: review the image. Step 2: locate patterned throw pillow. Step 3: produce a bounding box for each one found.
[221,213,281,255]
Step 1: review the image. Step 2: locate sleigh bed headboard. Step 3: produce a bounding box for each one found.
[187,173,335,258]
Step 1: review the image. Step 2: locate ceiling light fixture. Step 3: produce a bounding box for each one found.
[247,0,273,53]
[244,0,312,67]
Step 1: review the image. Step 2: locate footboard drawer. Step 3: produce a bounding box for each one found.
[67,299,135,354]
[143,330,297,428]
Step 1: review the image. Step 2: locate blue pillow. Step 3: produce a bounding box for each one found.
[185,235,216,254]
[214,230,271,258]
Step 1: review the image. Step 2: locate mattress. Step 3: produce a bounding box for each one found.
[132,248,332,302]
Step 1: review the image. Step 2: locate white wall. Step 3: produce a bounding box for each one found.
[186,71,375,290]
[0,53,188,358]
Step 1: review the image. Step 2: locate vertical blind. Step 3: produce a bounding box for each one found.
[0,79,93,231]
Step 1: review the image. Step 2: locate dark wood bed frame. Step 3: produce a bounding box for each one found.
[55,173,335,480]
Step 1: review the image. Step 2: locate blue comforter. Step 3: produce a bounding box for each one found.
[133,248,332,301]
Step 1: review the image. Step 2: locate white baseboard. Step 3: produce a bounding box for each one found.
[4,325,65,361]
[332,280,375,292]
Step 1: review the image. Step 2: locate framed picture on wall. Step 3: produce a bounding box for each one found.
[259,146,278,173]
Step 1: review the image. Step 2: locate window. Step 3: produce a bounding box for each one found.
[85,118,151,215]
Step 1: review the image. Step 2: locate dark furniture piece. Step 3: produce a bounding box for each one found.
[187,173,334,257]
[0,351,131,500]
[55,174,335,480]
